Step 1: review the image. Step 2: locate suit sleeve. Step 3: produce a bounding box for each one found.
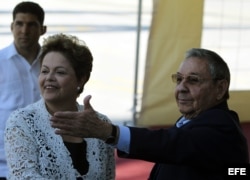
[118,109,248,168]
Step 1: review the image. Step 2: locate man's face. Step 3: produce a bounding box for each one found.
[174,57,220,119]
[11,13,44,51]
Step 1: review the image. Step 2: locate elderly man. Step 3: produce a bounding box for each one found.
[51,48,249,180]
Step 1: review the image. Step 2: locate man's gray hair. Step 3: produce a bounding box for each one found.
[185,48,230,100]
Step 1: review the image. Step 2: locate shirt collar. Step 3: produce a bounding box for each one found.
[4,42,19,60]
[176,116,191,128]
[7,42,41,65]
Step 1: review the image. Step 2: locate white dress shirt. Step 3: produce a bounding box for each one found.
[0,43,41,177]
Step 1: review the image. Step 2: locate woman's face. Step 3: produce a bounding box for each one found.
[39,51,80,105]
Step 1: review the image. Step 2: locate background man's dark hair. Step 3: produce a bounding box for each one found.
[13,1,45,25]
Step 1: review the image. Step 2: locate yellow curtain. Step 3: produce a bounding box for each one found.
[137,0,204,126]
[228,91,250,123]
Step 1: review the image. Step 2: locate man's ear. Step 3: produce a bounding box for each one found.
[10,22,14,31]
[216,79,228,100]
[41,26,47,35]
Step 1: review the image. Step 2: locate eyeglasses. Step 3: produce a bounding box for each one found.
[171,74,212,85]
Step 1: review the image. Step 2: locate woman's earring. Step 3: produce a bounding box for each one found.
[77,86,81,91]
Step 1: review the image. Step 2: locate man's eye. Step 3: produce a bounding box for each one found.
[188,76,200,83]
[28,22,39,28]
[15,22,23,26]
[176,76,183,83]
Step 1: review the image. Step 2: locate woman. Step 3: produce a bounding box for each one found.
[4,34,115,180]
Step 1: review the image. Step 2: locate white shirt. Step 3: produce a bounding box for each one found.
[0,43,41,177]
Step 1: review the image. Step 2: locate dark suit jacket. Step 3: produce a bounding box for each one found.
[118,101,249,180]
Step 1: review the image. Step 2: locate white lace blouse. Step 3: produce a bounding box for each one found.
[4,99,115,180]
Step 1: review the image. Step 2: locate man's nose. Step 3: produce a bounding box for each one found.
[176,80,189,92]
[20,24,29,33]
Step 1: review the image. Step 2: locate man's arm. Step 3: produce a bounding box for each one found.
[50,95,112,140]
[50,95,131,153]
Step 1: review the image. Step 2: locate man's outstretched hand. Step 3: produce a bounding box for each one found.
[50,95,111,141]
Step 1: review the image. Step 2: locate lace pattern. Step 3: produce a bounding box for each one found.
[4,99,115,180]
